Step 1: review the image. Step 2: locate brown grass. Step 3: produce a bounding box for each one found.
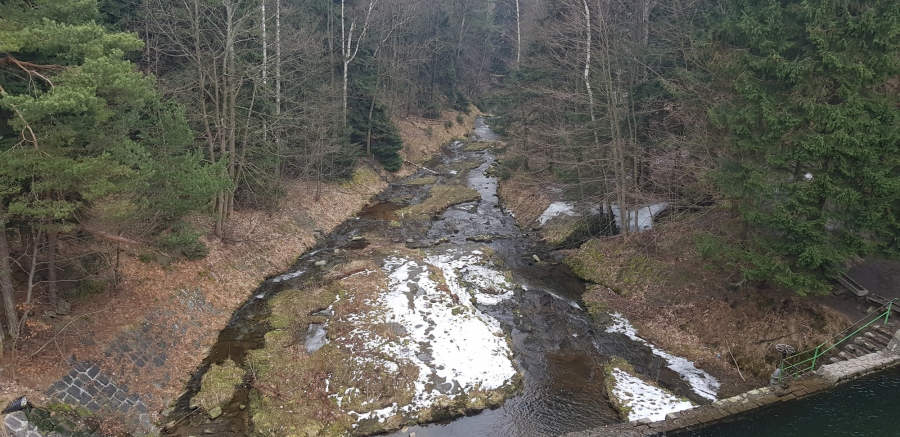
[572,220,852,395]
[395,107,481,178]
[497,173,553,229]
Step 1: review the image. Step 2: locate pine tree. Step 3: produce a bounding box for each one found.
[710,0,900,293]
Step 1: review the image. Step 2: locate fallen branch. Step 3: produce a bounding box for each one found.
[0,55,58,88]
[30,303,112,359]
[728,342,746,382]
[402,158,438,174]
[80,227,144,246]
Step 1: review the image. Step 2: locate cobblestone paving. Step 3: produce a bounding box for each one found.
[6,289,222,437]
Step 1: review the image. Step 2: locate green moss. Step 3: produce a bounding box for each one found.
[406,176,438,185]
[192,359,244,411]
[602,356,635,421]
[397,186,480,220]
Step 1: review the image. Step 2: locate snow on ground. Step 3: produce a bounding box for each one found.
[606,312,720,401]
[426,249,514,305]
[537,202,578,226]
[610,368,693,422]
[332,252,518,423]
[611,202,669,232]
[381,255,516,397]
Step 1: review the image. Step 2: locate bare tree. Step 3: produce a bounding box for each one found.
[341,0,379,127]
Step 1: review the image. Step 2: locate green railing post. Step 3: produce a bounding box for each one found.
[810,345,820,371]
[885,300,893,325]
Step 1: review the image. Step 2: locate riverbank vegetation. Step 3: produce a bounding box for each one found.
[1,0,899,433]
[491,0,900,295]
[0,0,492,344]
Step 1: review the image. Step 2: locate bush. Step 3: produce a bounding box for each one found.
[156,224,209,260]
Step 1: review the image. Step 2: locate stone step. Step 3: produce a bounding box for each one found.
[872,324,896,337]
[838,351,854,361]
[844,344,865,357]
[853,337,878,352]
[864,331,891,347]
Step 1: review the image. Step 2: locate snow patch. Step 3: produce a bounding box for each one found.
[610,368,693,421]
[611,203,668,233]
[331,253,517,423]
[606,312,719,401]
[270,268,305,283]
[537,202,578,226]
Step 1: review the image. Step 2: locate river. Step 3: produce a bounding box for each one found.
[672,366,900,437]
[164,118,721,437]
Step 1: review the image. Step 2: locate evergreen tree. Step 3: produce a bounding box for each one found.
[710,0,900,293]
[0,0,221,335]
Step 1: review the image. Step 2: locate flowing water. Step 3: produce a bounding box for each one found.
[163,118,714,437]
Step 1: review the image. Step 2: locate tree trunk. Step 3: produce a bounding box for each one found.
[515,0,521,67]
[47,229,59,309]
[0,212,18,339]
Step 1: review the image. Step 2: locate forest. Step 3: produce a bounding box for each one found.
[2,0,899,346]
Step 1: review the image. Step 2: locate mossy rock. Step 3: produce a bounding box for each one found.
[191,359,244,411]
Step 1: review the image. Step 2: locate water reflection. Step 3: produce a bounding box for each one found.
[672,367,900,437]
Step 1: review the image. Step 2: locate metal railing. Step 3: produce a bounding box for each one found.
[778,298,896,381]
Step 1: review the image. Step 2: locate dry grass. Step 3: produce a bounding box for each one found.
[497,173,553,229]
[395,107,481,178]
[2,155,387,416]
[572,221,852,394]
[405,176,438,186]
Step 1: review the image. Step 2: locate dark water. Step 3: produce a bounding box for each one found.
[672,366,900,437]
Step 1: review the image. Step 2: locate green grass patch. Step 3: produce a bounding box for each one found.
[406,176,438,185]
[397,186,480,220]
[191,359,244,411]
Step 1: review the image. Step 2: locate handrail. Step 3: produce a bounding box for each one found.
[778,298,896,381]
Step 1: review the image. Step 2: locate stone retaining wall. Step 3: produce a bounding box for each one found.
[4,289,220,437]
[564,338,900,437]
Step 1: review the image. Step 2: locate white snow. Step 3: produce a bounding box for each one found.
[330,252,518,423]
[606,312,719,401]
[270,268,305,283]
[611,202,669,232]
[537,202,578,226]
[381,256,517,399]
[610,368,693,422]
[426,251,514,306]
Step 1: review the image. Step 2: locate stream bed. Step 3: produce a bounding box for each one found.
[163,118,718,437]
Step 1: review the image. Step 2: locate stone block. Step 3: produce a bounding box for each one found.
[101,383,118,397]
[86,400,102,412]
